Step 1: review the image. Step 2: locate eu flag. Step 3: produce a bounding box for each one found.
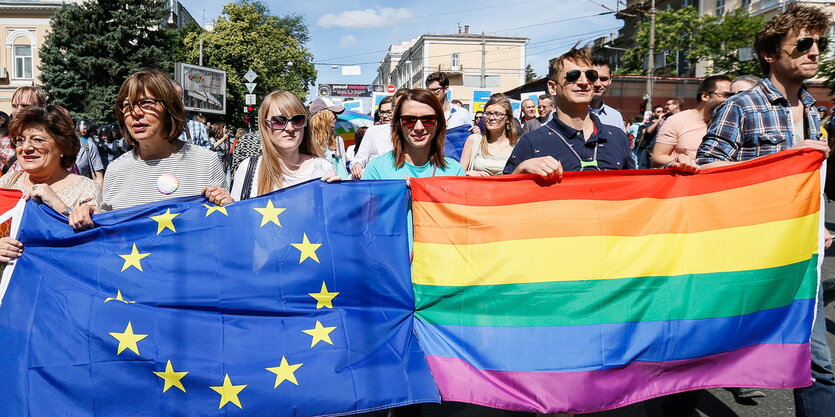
[0,180,439,416]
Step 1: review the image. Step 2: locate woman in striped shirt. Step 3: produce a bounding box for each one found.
[69,70,229,228]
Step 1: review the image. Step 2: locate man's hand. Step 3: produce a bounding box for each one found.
[793,139,830,158]
[513,156,563,181]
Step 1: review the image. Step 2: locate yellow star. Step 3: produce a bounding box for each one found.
[308,282,339,309]
[119,243,150,272]
[302,320,336,348]
[108,321,148,356]
[253,200,286,227]
[150,209,180,235]
[210,374,247,409]
[292,233,322,264]
[104,289,136,304]
[265,356,303,388]
[203,203,228,217]
[153,360,188,393]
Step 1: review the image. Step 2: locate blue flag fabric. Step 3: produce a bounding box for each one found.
[442,125,473,162]
[0,180,439,416]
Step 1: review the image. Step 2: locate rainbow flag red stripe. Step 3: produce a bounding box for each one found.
[410,149,822,414]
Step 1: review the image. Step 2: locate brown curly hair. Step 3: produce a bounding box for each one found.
[755,4,832,75]
[9,106,80,169]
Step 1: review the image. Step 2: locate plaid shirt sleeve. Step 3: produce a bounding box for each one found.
[696,101,744,164]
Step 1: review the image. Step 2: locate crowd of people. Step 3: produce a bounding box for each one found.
[0,3,832,417]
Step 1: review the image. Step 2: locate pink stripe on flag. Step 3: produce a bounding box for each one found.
[426,343,811,414]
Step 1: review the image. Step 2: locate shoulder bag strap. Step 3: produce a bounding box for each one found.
[241,155,259,200]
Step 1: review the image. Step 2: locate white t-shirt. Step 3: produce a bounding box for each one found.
[230,156,335,200]
[350,124,393,168]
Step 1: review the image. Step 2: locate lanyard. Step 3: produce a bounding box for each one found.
[545,124,601,170]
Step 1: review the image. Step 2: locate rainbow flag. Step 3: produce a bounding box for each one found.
[410,149,823,414]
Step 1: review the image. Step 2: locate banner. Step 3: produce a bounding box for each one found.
[410,149,822,414]
[0,181,439,416]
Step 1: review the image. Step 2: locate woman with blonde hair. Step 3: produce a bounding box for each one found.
[459,94,518,176]
[228,91,336,200]
[308,98,349,179]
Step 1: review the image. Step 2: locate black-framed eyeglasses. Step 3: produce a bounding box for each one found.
[428,86,446,94]
[564,69,599,84]
[269,114,307,131]
[11,136,49,148]
[707,91,735,99]
[795,37,829,53]
[119,98,163,113]
[378,110,393,116]
[400,115,437,129]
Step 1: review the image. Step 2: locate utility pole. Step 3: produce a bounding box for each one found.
[480,33,487,89]
[199,39,203,66]
[646,0,656,113]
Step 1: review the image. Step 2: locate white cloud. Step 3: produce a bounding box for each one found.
[339,35,357,48]
[318,8,415,29]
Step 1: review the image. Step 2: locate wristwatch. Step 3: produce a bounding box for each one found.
[61,206,72,217]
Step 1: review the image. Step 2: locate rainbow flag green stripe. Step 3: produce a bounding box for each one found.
[414,255,818,327]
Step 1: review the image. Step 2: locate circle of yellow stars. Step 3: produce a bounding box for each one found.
[104,200,344,410]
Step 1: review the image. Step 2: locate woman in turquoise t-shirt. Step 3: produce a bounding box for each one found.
[362,88,464,180]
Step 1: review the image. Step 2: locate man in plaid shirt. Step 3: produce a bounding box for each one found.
[696,5,834,417]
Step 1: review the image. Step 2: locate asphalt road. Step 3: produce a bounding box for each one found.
[411,202,835,417]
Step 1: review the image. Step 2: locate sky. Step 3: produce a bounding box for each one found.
[178,0,626,93]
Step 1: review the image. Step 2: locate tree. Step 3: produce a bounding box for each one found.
[525,64,538,83]
[617,6,764,77]
[39,0,176,122]
[182,1,316,125]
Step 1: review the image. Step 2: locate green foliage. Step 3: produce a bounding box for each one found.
[183,0,316,125]
[39,0,176,123]
[617,6,765,77]
[818,59,835,96]
[525,64,538,83]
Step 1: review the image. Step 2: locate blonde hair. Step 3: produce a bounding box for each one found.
[480,94,518,156]
[309,110,340,158]
[256,91,316,195]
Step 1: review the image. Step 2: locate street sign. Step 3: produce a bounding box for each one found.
[243,106,249,113]
[317,83,385,98]
[244,69,258,83]
[245,94,256,105]
[245,83,257,93]
[386,84,396,93]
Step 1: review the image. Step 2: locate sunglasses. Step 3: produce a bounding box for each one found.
[400,115,437,129]
[269,114,307,131]
[564,69,599,84]
[795,37,829,53]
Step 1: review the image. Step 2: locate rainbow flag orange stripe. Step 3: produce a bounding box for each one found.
[410,149,823,414]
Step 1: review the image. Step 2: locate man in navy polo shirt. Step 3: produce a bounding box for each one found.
[503,46,698,178]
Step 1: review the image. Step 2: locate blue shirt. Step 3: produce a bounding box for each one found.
[589,102,626,132]
[697,78,821,164]
[503,112,636,174]
[362,151,465,180]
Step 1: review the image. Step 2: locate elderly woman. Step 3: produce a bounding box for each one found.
[70,70,229,228]
[0,105,102,262]
[228,91,336,200]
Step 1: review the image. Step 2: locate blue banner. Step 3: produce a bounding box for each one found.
[443,125,473,162]
[0,180,439,416]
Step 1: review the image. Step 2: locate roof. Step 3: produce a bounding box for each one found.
[420,33,528,42]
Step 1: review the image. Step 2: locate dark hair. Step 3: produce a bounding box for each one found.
[379,95,394,107]
[209,122,226,139]
[538,93,554,103]
[373,109,381,124]
[354,126,368,151]
[666,97,685,109]
[393,88,410,104]
[425,72,450,88]
[697,74,733,101]
[391,88,448,169]
[549,44,593,82]
[115,70,186,146]
[591,55,609,68]
[755,3,831,75]
[9,106,80,169]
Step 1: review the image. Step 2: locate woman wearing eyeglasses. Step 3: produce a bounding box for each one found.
[69,70,228,229]
[228,91,336,201]
[0,105,101,262]
[361,89,464,180]
[459,94,518,176]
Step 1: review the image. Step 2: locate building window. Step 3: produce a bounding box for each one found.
[13,45,32,79]
[451,53,460,70]
[716,0,725,16]
[463,74,500,88]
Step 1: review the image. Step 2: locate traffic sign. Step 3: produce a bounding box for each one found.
[244,69,257,83]
[245,83,257,93]
[386,84,396,93]
[245,94,256,105]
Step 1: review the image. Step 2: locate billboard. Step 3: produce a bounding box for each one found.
[318,84,385,98]
[175,63,227,115]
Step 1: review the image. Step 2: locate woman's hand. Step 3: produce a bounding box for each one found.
[28,184,69,215]
[69,205,96,230]
[0,236,23,263]
[203,186,234,206]
[466,170,491,177]
[665,154,700,174]
[321,175,342,183]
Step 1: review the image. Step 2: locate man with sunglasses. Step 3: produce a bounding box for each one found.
[651,74,732,169]
[504,46,665,178]
[695,5,834,417]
